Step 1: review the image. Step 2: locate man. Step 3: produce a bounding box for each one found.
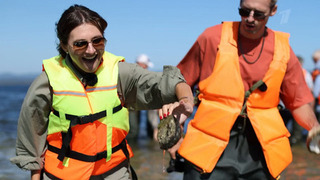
[127,54,160,141]
[311,49,320,81]
[298,55,314,93]
[176,0,320,179]
[312,49,320,119]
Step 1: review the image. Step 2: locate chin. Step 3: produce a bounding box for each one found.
[84,68,98,73]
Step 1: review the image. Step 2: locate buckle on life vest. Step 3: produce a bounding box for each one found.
[96,151,108,160]
[77,115,93,125]
[75,111,106,125]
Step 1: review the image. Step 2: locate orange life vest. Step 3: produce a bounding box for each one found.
[178,21,291,178]
[42,52,133,180]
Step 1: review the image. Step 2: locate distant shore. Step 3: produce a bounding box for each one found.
[0,73,39,86]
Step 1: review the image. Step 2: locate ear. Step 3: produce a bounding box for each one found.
[60,42,68,53]
[270,5,277,16]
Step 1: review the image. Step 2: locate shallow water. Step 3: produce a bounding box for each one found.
[129,137,183,180]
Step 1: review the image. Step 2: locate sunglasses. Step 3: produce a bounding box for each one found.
[238,8,267,20]
[72,37,106,51]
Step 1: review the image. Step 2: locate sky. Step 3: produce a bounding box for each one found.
[1,0,320,75]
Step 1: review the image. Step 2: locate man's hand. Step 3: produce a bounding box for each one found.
[167,137,184,159]
[307,125,320,154]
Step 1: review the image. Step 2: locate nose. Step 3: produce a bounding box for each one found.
[246,10,255,22]
[85,42,96,54]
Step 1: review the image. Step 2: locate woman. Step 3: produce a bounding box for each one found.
[10,4,193,180]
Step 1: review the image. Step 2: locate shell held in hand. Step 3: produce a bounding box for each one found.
[157,114,182,150]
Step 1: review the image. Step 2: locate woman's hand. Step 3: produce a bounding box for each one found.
[159,98,193,125]
[167,137,184,159]
[31,170,41,180]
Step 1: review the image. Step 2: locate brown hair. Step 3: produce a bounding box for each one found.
[240,0,277,9]
[56,4,108,58]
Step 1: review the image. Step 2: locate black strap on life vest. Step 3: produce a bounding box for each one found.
[52,110,106,125]
[46,138,138,180]
[52,104,123,161]
[47,138,128,162]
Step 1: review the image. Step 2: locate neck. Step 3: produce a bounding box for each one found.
[238,26,266,64]
[239,23,266,40]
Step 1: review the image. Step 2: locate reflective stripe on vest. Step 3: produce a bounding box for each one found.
[43,51,132,180]
[178,21,291,178]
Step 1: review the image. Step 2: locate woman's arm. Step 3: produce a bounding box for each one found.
[31,170,41,180]
[10,72,51,174]
[118,62,188,110]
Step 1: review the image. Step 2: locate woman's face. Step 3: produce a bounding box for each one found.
[63,23,105,73]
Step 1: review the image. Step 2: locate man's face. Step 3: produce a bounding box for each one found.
[314,57,319,64]
[239,0,277,39]
[137,62,148,69]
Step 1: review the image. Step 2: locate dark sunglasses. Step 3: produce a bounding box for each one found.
[73,37,106,51]
[238,8,267,20]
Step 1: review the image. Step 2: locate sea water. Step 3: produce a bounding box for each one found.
[0,85,30,179]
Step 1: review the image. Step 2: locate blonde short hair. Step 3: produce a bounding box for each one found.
[240,0,277,8]
[313,49,320,61]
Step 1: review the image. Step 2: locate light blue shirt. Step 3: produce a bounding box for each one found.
[313,60,320,98]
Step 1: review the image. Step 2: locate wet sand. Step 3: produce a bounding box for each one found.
[2,137,319,179]
[281,143,320,179]
[129,138,183,180]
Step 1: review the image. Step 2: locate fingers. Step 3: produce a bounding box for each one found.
[307,125,320,141]
[158,98,194,123]
[168,149,176,160]
[159,100,194,124]
[158,104,169,120]
[171,101,194,124]
[159,102,180,120]
[179,100,194,116]
[167,138,183,160]
[307,125,320,154]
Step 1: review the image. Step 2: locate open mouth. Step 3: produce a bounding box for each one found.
[82,54,98,61]
[81,54,100,72]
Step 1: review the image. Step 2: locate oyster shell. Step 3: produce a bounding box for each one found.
[157,114,181,150]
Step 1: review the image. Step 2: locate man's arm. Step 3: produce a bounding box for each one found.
[291,103,320,148]
[291,103,319,131]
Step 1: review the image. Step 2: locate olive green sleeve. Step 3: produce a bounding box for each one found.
[118,62,186,110]
[10,71,51,171]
